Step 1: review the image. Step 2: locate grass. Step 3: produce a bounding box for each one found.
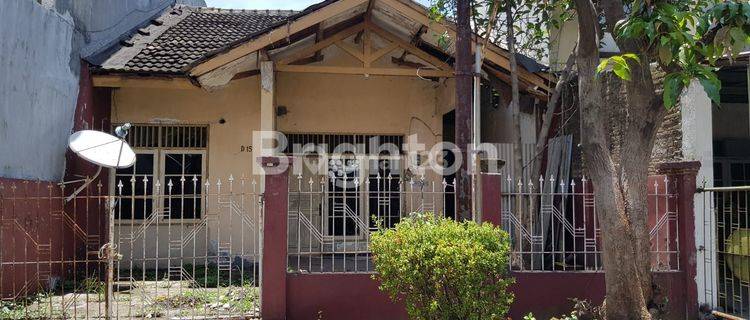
[124,263,258,288]
[0,293,67,320]
[2,264,260,319]
[146,285,259,317]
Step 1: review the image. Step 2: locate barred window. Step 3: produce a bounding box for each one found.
[112,124,208,220]
[285,133,404,237]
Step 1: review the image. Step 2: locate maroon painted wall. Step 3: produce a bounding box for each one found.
[286,274,408,320]
[66,60,112,181]
[267,165,698,320]
[0,179,65,298]
[508,272,686,319]
[0,61,112,299]
[281,270,687,320]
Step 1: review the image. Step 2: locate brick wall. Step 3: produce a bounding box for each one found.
[561,73,684,176]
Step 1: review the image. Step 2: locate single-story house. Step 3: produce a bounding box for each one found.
[87,0,552,264]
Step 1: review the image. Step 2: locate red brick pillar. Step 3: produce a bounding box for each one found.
[480,173,502,226]
[657,161,701,317]
[260,156,291,320]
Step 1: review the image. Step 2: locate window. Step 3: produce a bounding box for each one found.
[367,157,401,230]
[112,124,208,220]
[284,133,405,237]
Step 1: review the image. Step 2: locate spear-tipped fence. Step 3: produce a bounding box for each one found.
[501,175,680,272]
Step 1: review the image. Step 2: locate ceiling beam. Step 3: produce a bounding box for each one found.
[335,40,365,61]
[276,64,453,77]
[277,24,365,65]
[397,25,427,61]
[93,75,198,90]
[369,42,399,63]
[189,0,368,77]
[378,0,550,92]
[367,22,452,71]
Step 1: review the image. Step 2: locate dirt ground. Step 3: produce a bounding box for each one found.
[2,280,260,319]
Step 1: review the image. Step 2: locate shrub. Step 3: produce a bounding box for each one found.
[370,213,514,320]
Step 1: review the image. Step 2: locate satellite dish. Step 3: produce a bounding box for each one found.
[68,129,136,169]
[63,124,135,202]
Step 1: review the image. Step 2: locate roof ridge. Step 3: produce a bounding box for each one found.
[178,6,298,16]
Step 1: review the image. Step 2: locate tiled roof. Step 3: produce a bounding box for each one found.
[97,6,297,74]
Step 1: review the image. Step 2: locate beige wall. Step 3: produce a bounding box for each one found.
[112,77,263,265]
[110,64,452,263]
[112,77,262,180]
[277,72,441,137]
[109,45,531,263]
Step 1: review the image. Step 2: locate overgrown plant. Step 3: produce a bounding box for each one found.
[370,213,514,320]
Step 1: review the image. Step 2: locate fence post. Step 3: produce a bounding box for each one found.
[657,161,701,317]
[260,156,291,320]
[480,172,502,226]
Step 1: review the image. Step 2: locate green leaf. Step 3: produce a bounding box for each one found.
[663,74,685,109]
[698,75,722,106]
[596,58,610,75]
[621,53,641,63]
[613,63,631,80]
[658,46,673,65]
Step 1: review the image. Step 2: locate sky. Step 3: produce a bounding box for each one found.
[204,0,429,10]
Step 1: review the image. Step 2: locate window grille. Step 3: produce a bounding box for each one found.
[114,124,208,149]
[111,124,208,220]
[283,133,404,155]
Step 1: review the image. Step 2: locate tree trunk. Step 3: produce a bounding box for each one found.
[530,50,577,183]
[573,0,666,318]
[506,2,524,186]
[504,0,534,268]
[455,0,473,220]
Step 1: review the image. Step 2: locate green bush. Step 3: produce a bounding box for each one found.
[370,213,514,320]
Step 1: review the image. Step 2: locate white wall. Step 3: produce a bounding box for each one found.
[0,0,80,181]
[0,0,204,181]
[679,80,716,307]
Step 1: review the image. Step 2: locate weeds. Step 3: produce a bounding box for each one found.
[0,293,67,320]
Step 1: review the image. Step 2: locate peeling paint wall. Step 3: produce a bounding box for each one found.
[0,0,204,182]
[43,0,205,58]
[0,0,79,181]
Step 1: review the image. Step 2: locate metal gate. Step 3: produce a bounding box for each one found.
[698,186,750,318]
[0,175,263,319]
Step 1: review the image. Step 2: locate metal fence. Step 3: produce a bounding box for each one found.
[698,186,750,319]
[0,174,263,319]
[287,172,456,273]
[501,175,680,272]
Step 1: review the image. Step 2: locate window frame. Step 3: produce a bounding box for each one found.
[159,149,207,222]
[321,153,404,239]
[323,154,368,240]
[111,149,207,224]
[111,150,158,222]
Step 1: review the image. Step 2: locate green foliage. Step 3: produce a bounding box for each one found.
[426,0,574,62]
[370,213,514,320]
[596,53,641,80]
[612,0,750,108]
[0,293,66,319]
[126,264,257,288]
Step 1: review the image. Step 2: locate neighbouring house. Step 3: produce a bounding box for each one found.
[550,10,750,318]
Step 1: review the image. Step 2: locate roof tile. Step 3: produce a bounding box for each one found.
[100,6,296,74]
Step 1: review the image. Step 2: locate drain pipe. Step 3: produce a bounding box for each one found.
[472,43,483,222]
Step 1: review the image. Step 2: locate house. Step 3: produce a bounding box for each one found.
[87,0,551,269]
[23,0,554,318]
[1,1,717,319]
